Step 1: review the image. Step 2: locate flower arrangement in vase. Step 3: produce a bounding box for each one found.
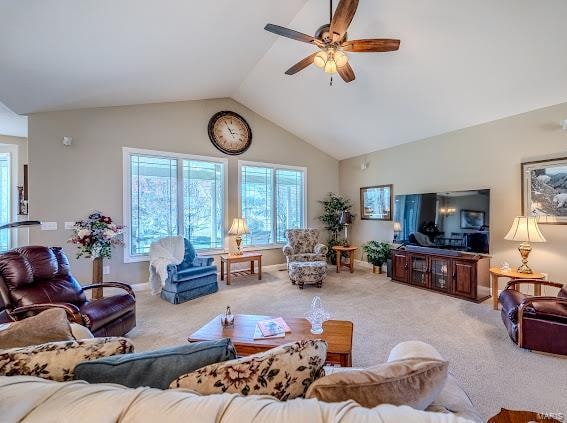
[69,211,124,299]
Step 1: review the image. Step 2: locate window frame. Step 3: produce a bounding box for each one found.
[0,145,18,252]
[122,147,228,263]
[238,160,307,249]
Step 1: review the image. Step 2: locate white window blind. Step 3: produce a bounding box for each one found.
[240,162,306,246]
[241,165,273,246]
[276,169,305,243]
[125,149,226,261]
[130,155,178,256]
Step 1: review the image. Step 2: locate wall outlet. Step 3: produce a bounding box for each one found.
[40,222,58,231]
[64,222,76,230]
[103,266,110,275]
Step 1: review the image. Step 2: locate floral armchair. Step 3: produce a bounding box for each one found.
[283,229,328,264]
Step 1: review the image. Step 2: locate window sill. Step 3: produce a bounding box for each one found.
[124,244,285,263]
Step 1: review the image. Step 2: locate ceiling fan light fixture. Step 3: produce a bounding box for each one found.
[334,50,348,67]
[314,51,328,68]
[324,59,337,74]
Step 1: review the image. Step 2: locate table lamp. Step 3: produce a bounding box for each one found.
[393,221,402,242]
[339,211,352,245]
[228,217,249,255]
[504,216,546,273]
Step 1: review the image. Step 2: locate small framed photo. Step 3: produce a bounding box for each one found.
[522,157,567,224]
[360,184,393,221]
[460,210,485,229]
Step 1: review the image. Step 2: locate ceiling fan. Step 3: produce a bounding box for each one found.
[264,0,400,83]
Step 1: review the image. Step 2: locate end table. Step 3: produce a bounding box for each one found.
[489,267,545,310]
[220,252,262,285]
[332,246,358,273]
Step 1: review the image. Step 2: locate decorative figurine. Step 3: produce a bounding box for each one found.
[221,305,234,327]
[305,296,330,335]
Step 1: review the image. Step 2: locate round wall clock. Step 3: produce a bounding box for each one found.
[207,111,252,155]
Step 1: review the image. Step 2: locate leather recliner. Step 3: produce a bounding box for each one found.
[499,279,567,356]
[0,246,136,337]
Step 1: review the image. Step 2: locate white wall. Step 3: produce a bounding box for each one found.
[0,135,28,247]
[28,98,339,283]
[339,102,567,289]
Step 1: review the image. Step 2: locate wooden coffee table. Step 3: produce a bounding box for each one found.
[189,314,353,367]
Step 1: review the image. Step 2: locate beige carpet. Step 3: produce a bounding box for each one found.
[128,266,566,420]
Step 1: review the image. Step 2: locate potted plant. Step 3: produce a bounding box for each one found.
[362,241,391,274]
[69,211,124,299]
[318,193,353,264]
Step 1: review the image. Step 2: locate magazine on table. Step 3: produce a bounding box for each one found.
[253,325,286,340]
[256,317,291,337]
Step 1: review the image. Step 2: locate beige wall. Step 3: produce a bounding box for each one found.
[339,102,567,288]
[28,98,339,283]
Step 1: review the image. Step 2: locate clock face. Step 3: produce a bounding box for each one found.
[208,111,252,155]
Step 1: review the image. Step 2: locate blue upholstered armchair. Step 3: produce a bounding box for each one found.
[160,238,218,304]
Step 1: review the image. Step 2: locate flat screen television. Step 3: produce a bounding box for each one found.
[393,189,490,254]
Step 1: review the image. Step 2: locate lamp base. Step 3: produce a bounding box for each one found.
[235,236,243,255]
[516,242,533,274]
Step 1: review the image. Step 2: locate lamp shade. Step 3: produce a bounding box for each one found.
[228,218,250,236]
[504,216,546,243]
[339,211,352,225]
[393,221,402,232]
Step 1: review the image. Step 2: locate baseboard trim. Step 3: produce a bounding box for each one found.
[131,282,150,292]
[354,259,373,269]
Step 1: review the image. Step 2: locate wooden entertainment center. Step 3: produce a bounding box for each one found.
[390,247,491,302]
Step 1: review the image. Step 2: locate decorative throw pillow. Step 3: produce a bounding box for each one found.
[74,339,236,389]
[0,308,75,349]
[0,337,133,381]
[305,357,448,410]
[170,339,327,400]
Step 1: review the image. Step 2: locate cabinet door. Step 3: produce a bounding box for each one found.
[410,254,428,287]
[429,257,451,292]
[452,260,476,298]
[392,252,408,283]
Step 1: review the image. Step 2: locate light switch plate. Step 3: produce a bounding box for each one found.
[103,266,110,275]
[41,222,58,231]
[64,222,75,230]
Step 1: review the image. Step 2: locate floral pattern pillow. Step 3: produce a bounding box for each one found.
[0,337,133,381]
[170,339,327,400]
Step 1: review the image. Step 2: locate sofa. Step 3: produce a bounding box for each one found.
[0,340,482,423]
[0,246,136,337]
[158,238,218,304]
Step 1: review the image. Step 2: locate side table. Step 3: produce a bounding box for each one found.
[220,252,262,285]
[489,267,545,310]
[332,246,358,273]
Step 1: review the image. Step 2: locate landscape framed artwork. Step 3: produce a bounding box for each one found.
[360,184,393,221]
[522,157,567,224]
[460,210,485,229]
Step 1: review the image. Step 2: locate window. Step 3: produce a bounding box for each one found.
[0,153,10,252]
[124,148,226,261]
[239,161,306,246]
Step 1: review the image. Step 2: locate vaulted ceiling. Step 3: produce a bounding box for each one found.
[1,0,567,158]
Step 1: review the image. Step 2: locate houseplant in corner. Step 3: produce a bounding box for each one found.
[362,241,391,274]
[318,193,353,264]
[69,211,124,300]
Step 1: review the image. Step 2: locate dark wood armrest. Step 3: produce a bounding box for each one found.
[8,303,83,324]
[81,282,135,298]
[505,279,564,290]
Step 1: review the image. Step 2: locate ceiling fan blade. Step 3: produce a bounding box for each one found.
[337,62,356,83]
[264,24,317,45]
[342,39,401,52]
[285,52,319,75]
[330,0,359,41]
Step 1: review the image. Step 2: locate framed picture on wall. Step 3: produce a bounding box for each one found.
[522,157,567,224]
[460,210,485,229]
[360,184,393,221]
